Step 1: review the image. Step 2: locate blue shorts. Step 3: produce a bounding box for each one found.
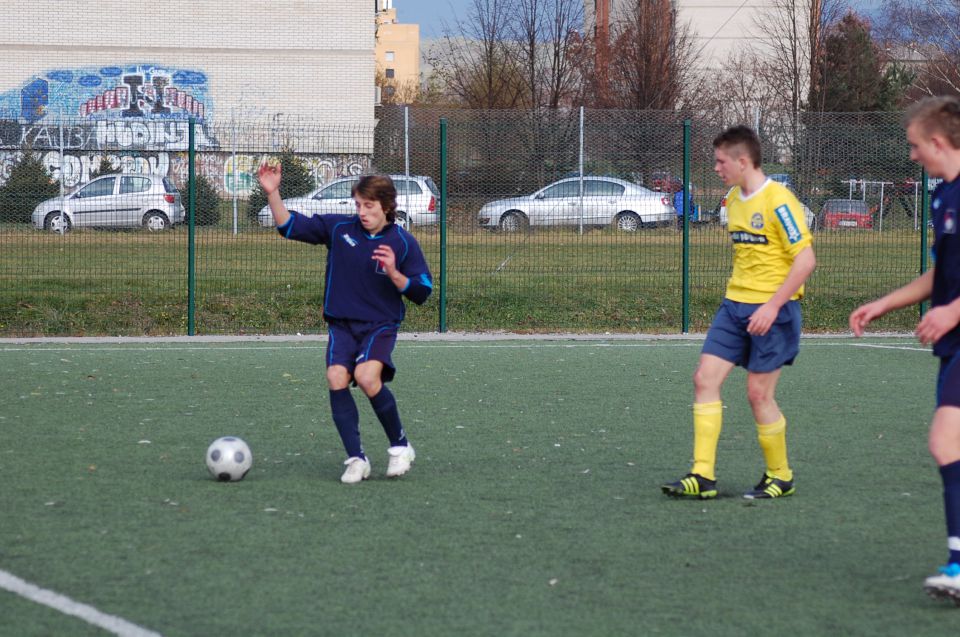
[937,355,960,408]
[326,319,399,383]
[702,299,802,373]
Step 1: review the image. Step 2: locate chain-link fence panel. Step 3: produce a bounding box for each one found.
[0,108,930,336]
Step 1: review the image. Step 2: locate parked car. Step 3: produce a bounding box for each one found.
[819,198,873,229]
[257,174,440,229]
[31,173,184,233]
[477,176,675,232]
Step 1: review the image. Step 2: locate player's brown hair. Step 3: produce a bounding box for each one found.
[352,175,398,222]
[713,125,762,168]
[905,96,960,150]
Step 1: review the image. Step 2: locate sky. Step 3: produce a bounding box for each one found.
[393,0,885,40]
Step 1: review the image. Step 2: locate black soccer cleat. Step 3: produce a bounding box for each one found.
[661,473,718,499]
[743,472,795,499]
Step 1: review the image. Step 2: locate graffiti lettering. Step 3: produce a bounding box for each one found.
[95,120,216,150]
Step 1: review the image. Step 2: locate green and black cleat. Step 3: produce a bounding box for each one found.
[661,473,718,499]
[743,472,795,499]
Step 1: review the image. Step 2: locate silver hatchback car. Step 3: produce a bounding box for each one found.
[32,173,185,233]
[478,176,675,232]
[257,174,440,229]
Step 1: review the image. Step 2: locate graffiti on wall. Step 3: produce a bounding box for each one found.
[0,149,370,194]
[0,65,371,195]
[171,154,370,197]
[0,64,212,125]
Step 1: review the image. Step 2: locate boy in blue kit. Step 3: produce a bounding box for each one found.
[850,96,960,604]
[257,164,433,484]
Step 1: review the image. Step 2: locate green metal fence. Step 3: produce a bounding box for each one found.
[0,108,929,336]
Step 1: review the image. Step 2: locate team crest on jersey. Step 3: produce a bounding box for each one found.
[751,213,764,230]
[341,233,358,247]
[945,208,957,234]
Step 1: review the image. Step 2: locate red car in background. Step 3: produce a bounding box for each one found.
[819,198,873,229]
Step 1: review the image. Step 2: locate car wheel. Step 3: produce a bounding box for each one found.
[499,211,528,233]
[395,211,408,229]
[614,211,640,232]
[143,211,170,231]
[43,212,71,234]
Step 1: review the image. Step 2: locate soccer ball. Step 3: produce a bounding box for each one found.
[205,436,252,482]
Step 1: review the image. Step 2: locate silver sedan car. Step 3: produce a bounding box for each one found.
[478,176,675,232]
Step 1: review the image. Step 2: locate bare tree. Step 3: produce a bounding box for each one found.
[508,0,584,110]
[875,0,960,97]
[375,68,421,105]
[424,0,524,108]
[700,49,782,129]
[579,0,698,110]
[734,0,847,117]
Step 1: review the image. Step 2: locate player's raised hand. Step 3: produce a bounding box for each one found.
[257,158,282,195]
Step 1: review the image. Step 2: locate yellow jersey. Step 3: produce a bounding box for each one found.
[724,179,812,303]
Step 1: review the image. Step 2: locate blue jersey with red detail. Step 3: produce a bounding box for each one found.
[931,177,960,357]
[277,213,433,323]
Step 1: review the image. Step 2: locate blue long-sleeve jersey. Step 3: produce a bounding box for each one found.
[277,213,433,323]
[931,177,960,357]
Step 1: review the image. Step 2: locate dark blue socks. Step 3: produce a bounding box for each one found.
[329,388,364,459]
[369,386,408,447]
[941,460,960,565]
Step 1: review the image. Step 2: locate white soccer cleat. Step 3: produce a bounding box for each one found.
[924,563,960,605]
[385,445,415,478]
[340,456,371,484]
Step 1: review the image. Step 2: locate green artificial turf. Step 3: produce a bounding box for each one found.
[0,337,956,636]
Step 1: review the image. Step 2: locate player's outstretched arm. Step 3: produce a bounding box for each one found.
[257,160,291,228]
[849,270,934,337]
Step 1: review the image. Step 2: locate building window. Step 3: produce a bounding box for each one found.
[385,68,395,79]
[385,51,395,62]
[385,86,396,97]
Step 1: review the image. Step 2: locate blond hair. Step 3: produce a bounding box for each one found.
[905,96,960,149]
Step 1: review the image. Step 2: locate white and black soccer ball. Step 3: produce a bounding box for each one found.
[205,436,252,482]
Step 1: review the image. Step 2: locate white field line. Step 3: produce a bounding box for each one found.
[0,569,162,637]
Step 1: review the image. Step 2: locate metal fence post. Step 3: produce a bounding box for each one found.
[404,105,410,178]
[682,119,691,334]
[439,118,448,333]
[578,106,584,236]
[188,118,197,336]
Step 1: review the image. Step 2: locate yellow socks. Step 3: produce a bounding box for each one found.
[691,401,723,480]
[756,415,792,481]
